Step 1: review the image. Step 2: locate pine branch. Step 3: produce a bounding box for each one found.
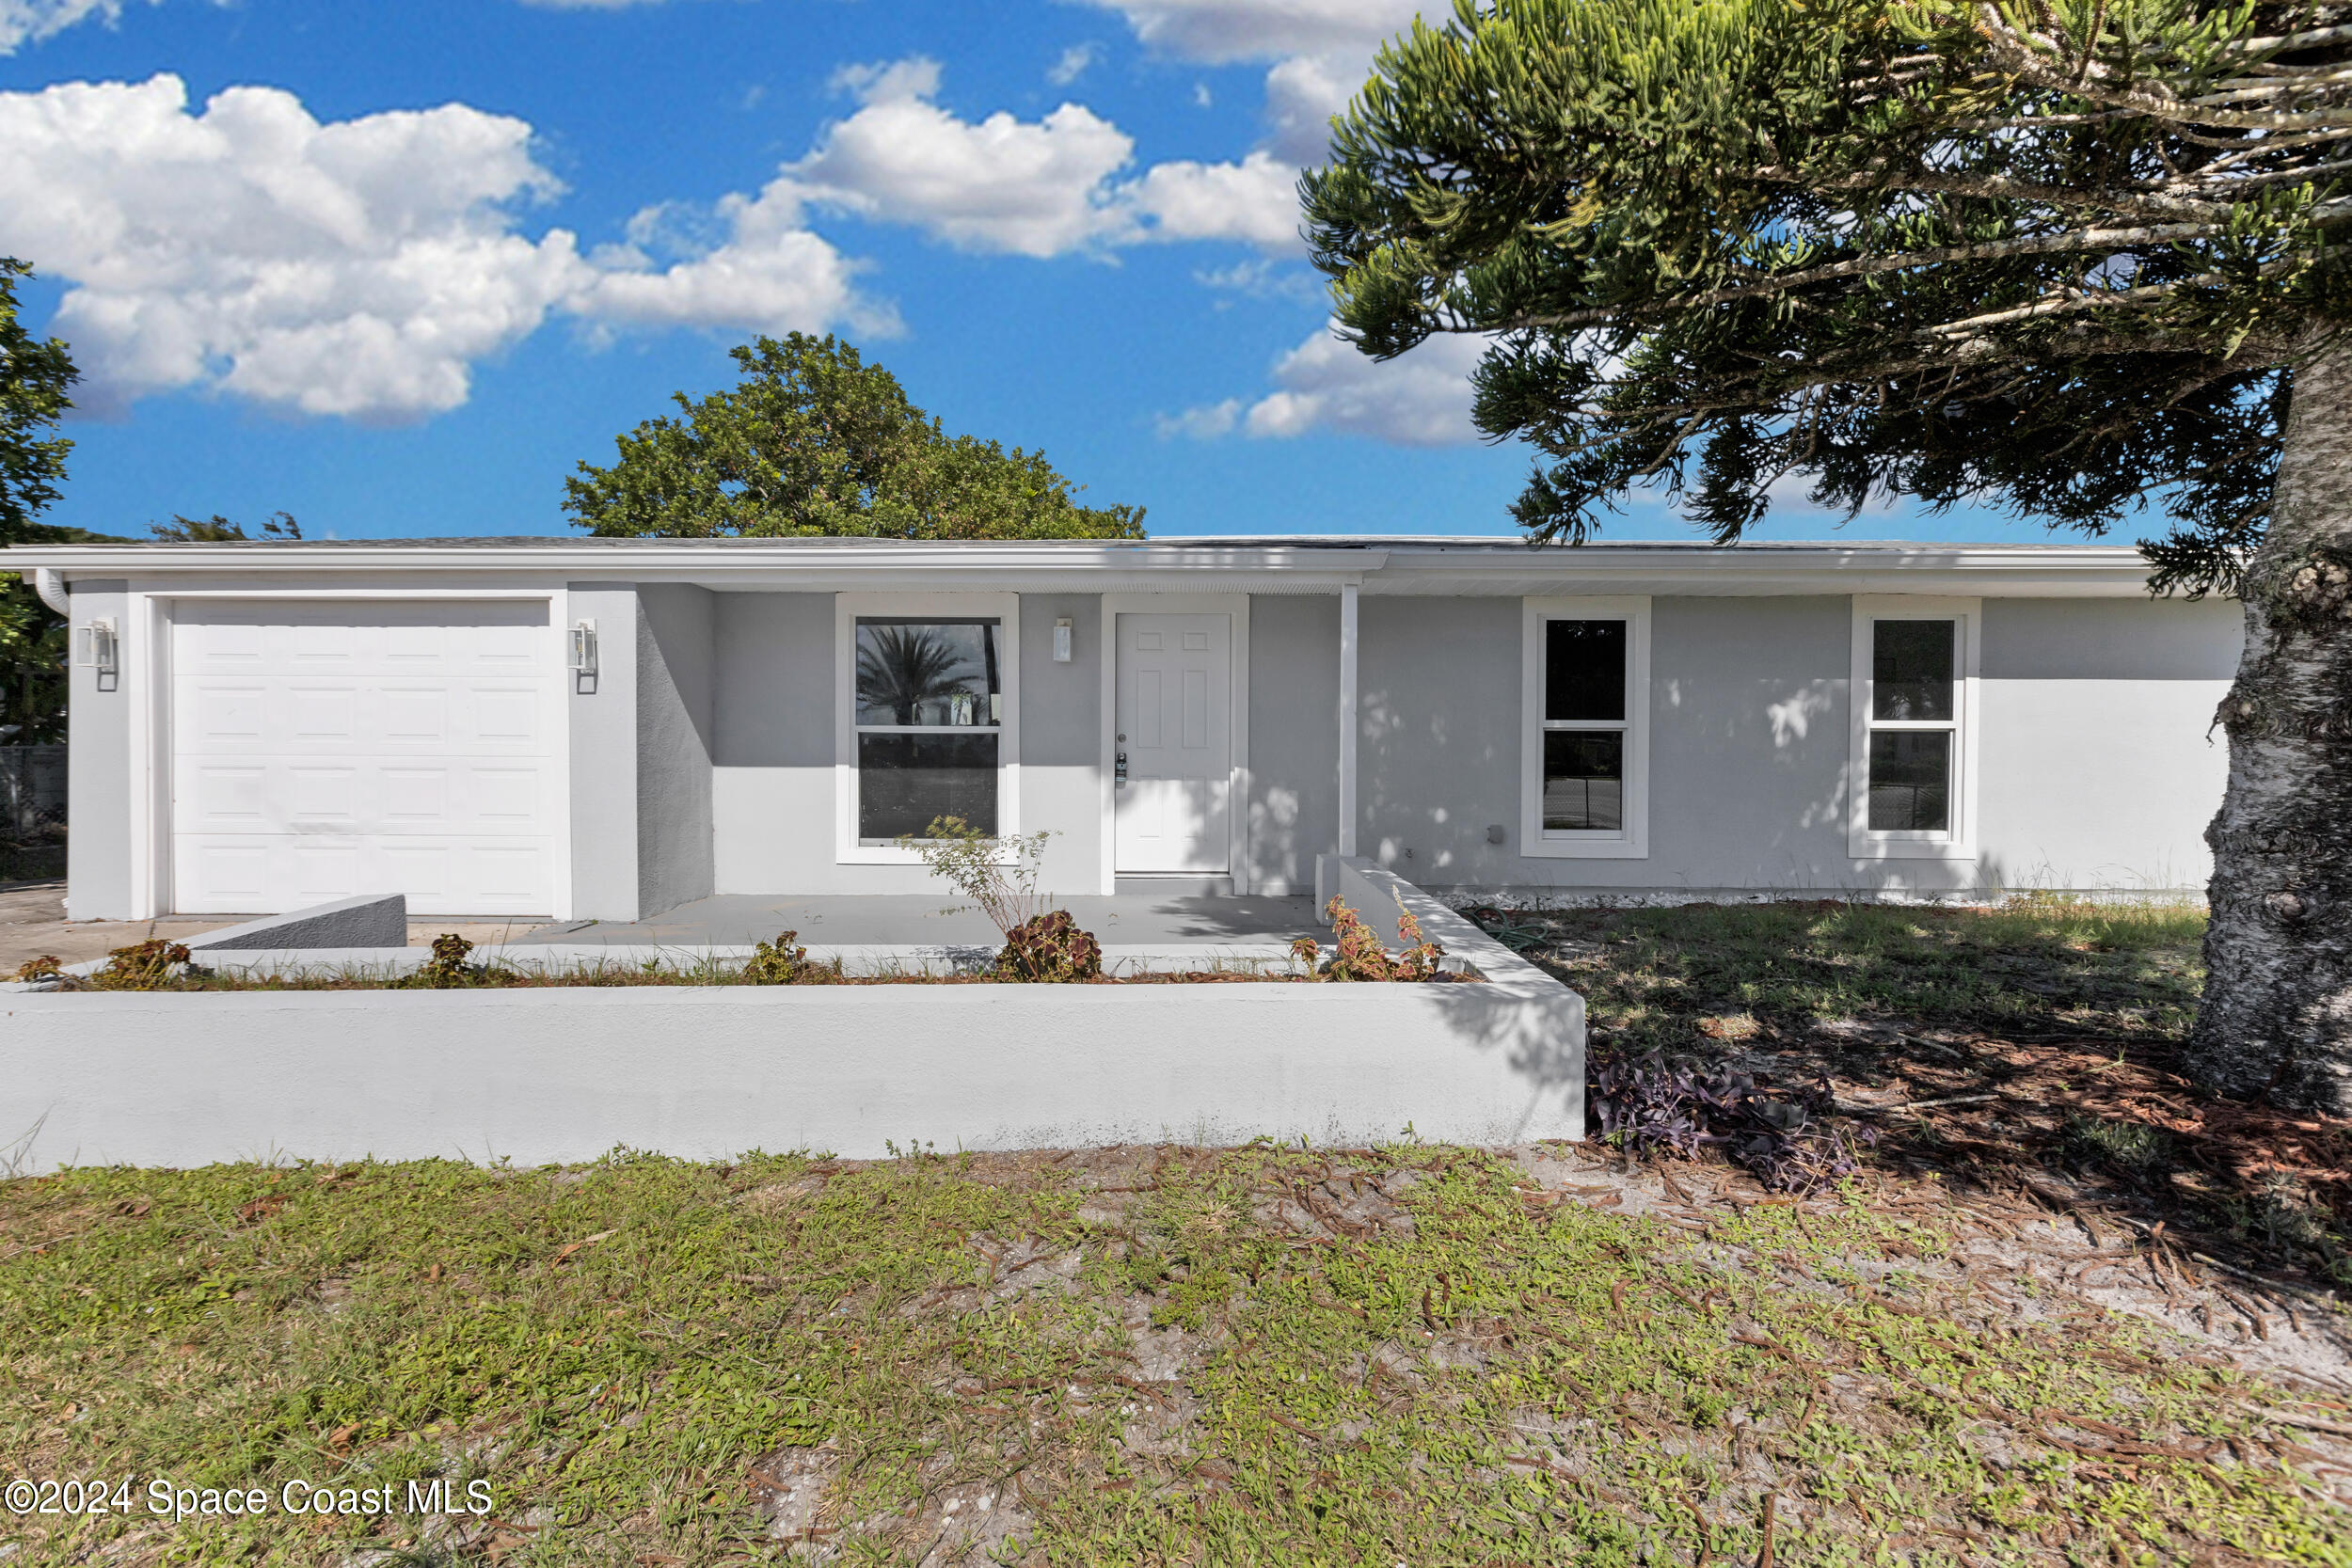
[1502,223,2227,331]
[1750,165,2233,221]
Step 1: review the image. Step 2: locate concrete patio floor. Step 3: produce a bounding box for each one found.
[514,892,1324,948]
[0,880,534,972]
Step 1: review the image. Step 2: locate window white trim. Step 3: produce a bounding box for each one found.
[1520,595,1650,859]
[1848,594,1980,861]
[834,592,1021,865]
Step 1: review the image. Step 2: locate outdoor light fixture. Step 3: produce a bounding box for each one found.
[74,619,118,678]
[567,620,597,689]
[1053,618,1073,662]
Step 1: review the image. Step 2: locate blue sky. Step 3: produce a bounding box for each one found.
[0,0,2053,544]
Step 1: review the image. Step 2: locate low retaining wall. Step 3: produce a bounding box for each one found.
[0,882,1584,1172]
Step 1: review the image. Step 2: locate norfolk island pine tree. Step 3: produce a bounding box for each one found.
[1302,0,2352,1110]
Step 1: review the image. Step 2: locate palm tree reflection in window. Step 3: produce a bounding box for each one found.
[855,621,998,726]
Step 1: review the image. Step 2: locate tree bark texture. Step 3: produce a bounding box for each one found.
[2186,332,2352,1111]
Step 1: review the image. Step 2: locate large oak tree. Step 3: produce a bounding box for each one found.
[565,334,1145,541]
[1307,0,2352,1108]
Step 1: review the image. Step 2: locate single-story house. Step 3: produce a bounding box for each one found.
[6,534,2240,923]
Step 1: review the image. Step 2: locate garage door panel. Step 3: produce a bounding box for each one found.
[472,767,541,822]
[292,843,363,903]
[171,601,560,917]
[289,766,358,823]
[188,764,267,826]
[290,687,359,743]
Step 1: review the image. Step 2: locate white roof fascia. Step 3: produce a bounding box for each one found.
[0,538,2181,598]
[1365,543,2168,598]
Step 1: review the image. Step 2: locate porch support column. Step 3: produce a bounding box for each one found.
[1338,579,1359,859]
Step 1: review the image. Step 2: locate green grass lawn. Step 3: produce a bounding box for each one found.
[6,898,2351,1566]
[1469,895,2208,1054]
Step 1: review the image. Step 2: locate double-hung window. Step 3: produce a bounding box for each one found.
[1849,596,1979,859]
[837,594,1021,857]
[1520,596,1650,858]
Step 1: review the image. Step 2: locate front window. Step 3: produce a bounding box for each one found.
[1867,620,1955,832]
[1521,597,1650,858]
[1850,598,1977,859]
[854,618,1002,840]
[1542,620,1628,832]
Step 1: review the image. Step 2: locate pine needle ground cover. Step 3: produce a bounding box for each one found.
[1468,897,2352,1287]
[6,898,2352,1567]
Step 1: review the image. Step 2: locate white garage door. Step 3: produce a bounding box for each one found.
[171,600,563,917]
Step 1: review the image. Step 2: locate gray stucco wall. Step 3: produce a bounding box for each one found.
[64,579,131,920]
[1339,591,2239,897]
[1247,595,1341,895]
[1977,595,2239,892]
[603,583,2240,906]
[709,592,1105,894]
[566,584,640,922]
[636,585,716,918]
[710,592,838,895]
[1016,594,1104,888]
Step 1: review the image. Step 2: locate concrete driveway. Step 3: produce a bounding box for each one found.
[0,881,544,974]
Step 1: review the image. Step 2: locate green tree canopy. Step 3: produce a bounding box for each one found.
[149,511,303,542]
[1306,0,2348,593]
[1305,0,2352,1111]
[1,257,73,546]
[1,258,83,746]
[564,334,1146,540]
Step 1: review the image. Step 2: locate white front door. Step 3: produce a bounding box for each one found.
[170,600,563,916]
[1116,612,1232,873]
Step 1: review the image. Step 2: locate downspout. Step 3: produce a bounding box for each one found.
[32,568,69,616]
[1338,578,1359,860]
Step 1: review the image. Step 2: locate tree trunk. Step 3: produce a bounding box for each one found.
[2186,332,2352,1111]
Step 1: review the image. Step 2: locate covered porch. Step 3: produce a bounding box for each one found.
[513,890,1324,947]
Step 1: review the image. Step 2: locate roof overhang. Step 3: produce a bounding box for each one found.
[0,536,2181,599]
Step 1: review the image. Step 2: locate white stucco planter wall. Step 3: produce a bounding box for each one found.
[0,897,1583,1172]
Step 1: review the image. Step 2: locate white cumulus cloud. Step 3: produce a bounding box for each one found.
[1124,150,1299,248]
[1167,320,1486,447]
[0,74,882,421]
[1075,0,1421,64]
[787,56,1138,259]
[780,57,1302,258]
[1084,0,1438,162]
[1,0,167,55]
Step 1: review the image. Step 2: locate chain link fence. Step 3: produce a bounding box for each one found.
[1,745,66,882]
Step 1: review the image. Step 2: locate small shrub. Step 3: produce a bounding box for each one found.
[406,933,480,990]
[901,815,1054,937]
[2063,1112,2172,1172]
[1301,896,1448,982]
[998,911,1103,982]
[94,940,200,990]
[1591,1053,1874,1194]
[745,930,809,985]
[10,954,62,983]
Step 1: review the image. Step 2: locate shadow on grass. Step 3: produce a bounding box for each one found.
[1467,895,2352,1290]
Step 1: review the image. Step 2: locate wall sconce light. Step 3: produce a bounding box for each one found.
[567,620,597,689]
[74,619,119,679]
[1053,618,1073,662]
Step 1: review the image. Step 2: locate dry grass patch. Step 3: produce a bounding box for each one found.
[4,1144,2350,1566]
